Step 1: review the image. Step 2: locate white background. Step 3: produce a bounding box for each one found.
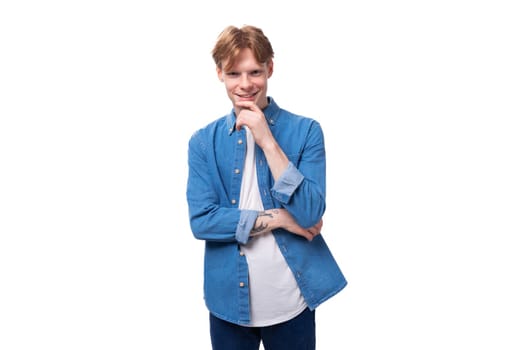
[1,0,524,349]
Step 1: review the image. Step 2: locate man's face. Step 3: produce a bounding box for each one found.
[217,48,273,114]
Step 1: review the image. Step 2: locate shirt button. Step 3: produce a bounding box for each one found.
[231,199,237,204]
[239,251,244,256]
[238,139,243,144]
[234,168,240,174]
[239,282,245,287]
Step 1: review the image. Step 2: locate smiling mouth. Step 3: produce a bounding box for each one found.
[236,92,258,100]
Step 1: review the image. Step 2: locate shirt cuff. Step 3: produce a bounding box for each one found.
[271,161,304,204]
[236,210,259,244]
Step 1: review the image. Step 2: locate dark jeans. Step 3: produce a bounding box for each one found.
[209,308,316,350]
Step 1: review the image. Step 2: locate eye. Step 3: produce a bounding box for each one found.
[251,70,262,76]
[226,72,240,77]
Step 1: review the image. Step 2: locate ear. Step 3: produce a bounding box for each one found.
[267,59,274,78]
[216,66,224,82]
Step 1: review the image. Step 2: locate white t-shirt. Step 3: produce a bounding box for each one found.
[238,128,307,327]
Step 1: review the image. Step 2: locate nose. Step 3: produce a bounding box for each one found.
[239,74,252,89]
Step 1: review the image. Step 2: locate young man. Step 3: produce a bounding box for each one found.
[186,25,347,350]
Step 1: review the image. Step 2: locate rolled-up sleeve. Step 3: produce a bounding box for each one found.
[235,209,259,244]
[270,162,304,204]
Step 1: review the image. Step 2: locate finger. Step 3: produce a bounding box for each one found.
[235,112,250,131]
[236,100,255,109]
[306,229,316,241]
[308,223,321,234]
[236,101,261,113]
[235,120,244,131]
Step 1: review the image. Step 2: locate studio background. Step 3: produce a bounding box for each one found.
[1,1,524,349]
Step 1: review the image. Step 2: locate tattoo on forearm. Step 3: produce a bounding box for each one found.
[257,211,274,219]
[250,211,276,235]
[251,222,268,234]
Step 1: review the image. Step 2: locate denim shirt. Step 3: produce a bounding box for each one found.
[186,97,347,325]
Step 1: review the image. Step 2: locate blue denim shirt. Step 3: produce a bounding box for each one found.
[186,97,347,325]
